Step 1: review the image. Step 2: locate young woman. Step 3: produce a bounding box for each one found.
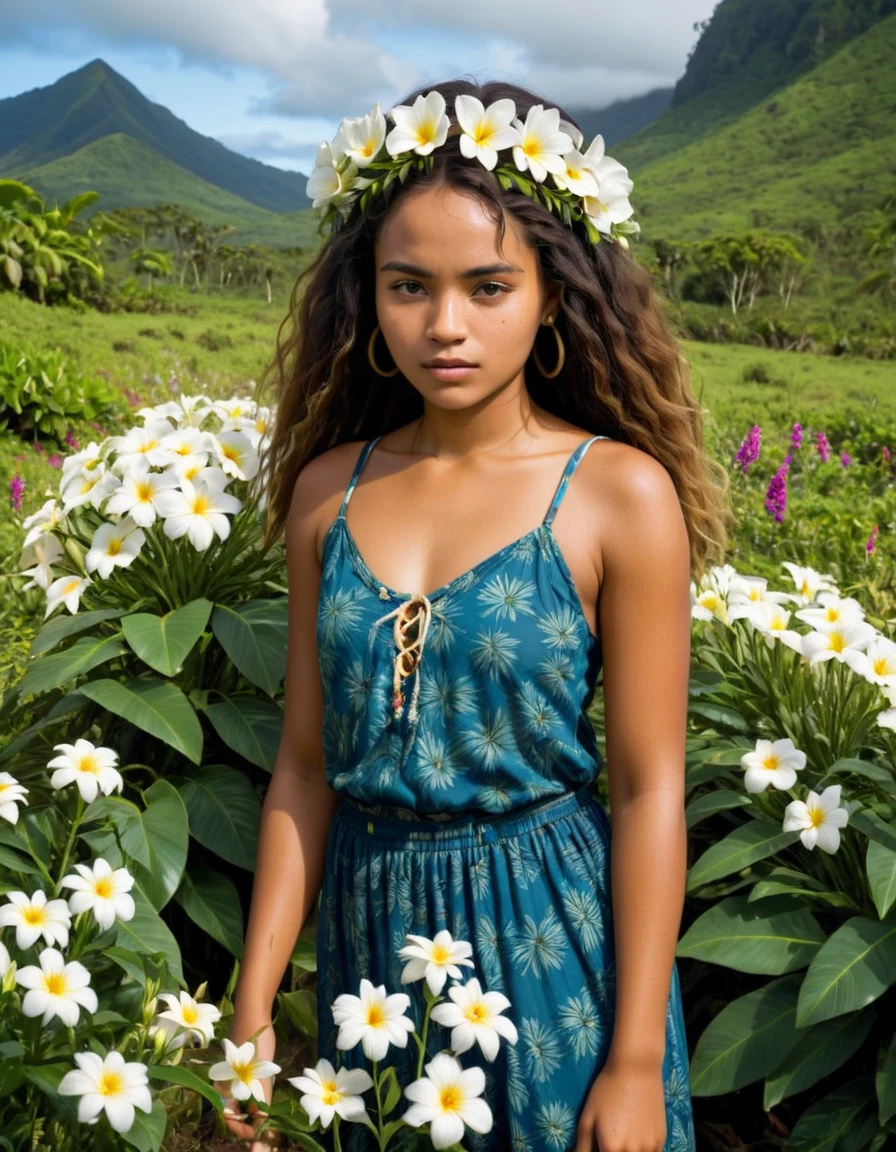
[217,78,729,1152]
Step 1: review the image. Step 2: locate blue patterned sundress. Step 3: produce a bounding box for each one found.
[315,434,696,1151]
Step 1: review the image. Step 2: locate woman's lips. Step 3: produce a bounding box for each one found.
[425,364,478,380]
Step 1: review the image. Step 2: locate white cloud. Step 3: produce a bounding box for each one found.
[3,0,719,114]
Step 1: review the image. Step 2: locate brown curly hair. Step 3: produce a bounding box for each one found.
[255,76,732,579]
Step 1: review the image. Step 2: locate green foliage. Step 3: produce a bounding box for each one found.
[0,338,130,445]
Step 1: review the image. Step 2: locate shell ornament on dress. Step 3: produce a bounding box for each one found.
[369,592,434,725]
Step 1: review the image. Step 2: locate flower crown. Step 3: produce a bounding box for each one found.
[307,90,640,248]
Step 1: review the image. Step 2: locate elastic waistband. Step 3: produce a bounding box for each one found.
[336,783,605,848]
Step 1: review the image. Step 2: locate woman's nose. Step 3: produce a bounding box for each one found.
[425,292,467,343]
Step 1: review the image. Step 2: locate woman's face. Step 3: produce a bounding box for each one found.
[372,182,561,404]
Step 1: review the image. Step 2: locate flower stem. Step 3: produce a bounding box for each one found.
[372,1060,386,1151]
[416,997,434,1080]
[334,1116,343,1152]
[54,792,84,897]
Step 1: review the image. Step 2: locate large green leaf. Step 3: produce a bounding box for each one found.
[763,1008,874,1108]
[175,865,244,958]
[131,780,189,911]
[114,884,184,986]
[211,598,288,697]
[0,691,88,763]
[78,677,203,763]
[29,607,126,656]
[16,635,126,700]
[172,764,260,870]
[0,844,42,879]
[866,839,896,920]
[796,916,896,1027]
[685,789,751,829]
[82,795,150,867]
[119,1099,167,1152]
[822,758,896,794]
[689,972,802,1095]
[203,693,282,771]
[687,819,799,893]
[277,989,317,1040]
[676,895,825,974]
[146,1063,224,1111]
[851,810,896,853]
[122,599,213,677]
[877,1031,896,1126]
[784,1075,878,1152]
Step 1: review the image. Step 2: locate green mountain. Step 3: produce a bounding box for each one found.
[16,133,320,249]
[567,88,673,149]
[618,0,896,173]
[630,13,896,239]
[0,59,311,214]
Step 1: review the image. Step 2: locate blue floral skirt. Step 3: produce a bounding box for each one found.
[315,784,696,1152]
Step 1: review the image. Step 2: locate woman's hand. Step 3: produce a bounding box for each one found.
[575,1052,667,1152]
[213,1017,282,1151]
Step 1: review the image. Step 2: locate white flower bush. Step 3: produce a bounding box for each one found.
[680,560,896,1145]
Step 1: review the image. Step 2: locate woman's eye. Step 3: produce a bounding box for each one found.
[391,281,509,298]
[476,282,509,298]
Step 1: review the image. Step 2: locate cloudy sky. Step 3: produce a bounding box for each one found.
[0,0,719,173]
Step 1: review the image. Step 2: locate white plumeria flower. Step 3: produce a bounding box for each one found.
[454,95,521,171]
[690,585,728,624]
[211,397,257,423]
[47,738,124,804]
[59,1049,152,1133]
[138,394,213,429]
[510,104,574,183]
[802,621,876,665]
[783,784,849,854]
[398,930,476,995]
[580,134,636,235]
[332,977,416,1062]
[153,476,242,551]
[85,517,145,580]
[286,1058,373,1128]
[743,600,806,653]
[0,772,29,825]
[740,738,806,794]
[307,141,358,208]
[727,575,793,619]
[59,858,136,931]
[60,467,121,514]
[19,533,64,591]
[796,592,866,630]
[22,497,64,550]
[104,462,180,527]
[429,977,518,1061]
[552,148,600,198]
[152,990,221,1048]
[386,90,450,157]
[0,889,71,949]
[781,561,839,604]
[559,118,584,149]
[60,441,109,486]
[842,635,896,687]
[340,102,387,168]
[878,707,896,731]
[0,938,11,979]
[209,1038,281,1102]
[16,946,98,1025]
[44,573,92,619]
[108,420,180,470]
[210,430,260,481]
[402,1052,493,1149]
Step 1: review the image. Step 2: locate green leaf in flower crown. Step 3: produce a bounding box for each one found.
[687,819,799,894]
[119,1098,167,1152]
[676,894,825,974]
[15,634,127,701]
[783,1075,878,1152]
[689,972,802,1095]
[210,598,288,697]
[797,916,896,1027]
[77,677,203,763]
[866,838,896,919]
[175,864,244,958]
[762,1006,874,1109]
[122,599,213,678]
[202,692,283,771]
[172,763,260,871]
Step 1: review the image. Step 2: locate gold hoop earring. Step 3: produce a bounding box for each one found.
[367,324,400,377]
[533,315,565,379]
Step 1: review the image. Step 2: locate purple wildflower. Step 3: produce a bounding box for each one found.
[840,451,852,468]
[9,475,24,511]
[815,431,830,463]
[32,441,44,454]
[47,454,63,468]
[883,446,891,465]
[791,422,803,451]
[764,454,793,522]
[735,425,762,473]
[64,430,79,450]
[866,525,879,555]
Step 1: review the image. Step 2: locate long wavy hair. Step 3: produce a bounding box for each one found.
[256,76,732,578]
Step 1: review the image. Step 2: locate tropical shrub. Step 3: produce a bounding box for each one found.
[681,560,896,1149]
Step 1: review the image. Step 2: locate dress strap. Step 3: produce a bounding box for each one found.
[339,435,383,517]
[543,435,610,526]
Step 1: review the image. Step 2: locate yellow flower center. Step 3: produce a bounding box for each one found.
[23,906,45,925]
[232,1060,254,1085]
[182,1004,198,1024]
[808,805,825,827]
[189,492,212,515]
[826,607,839,621]
[0,782,9,795]
[94,877,113,898]
[100,1071,124,1096]
[762,756,779,771]
[77,755,100,776]
[45,972,67,996]
[137,481,154,498]
[431,944,449,963]
[107,539,122,556]
[800,580,812,597]
[439,1086,461,1112]
[321,1082,341,1105]
[366,1004,385,1027]
[63,578,81,595]
[873,657,891,676]
[464,1003,487,1023]
[222,446,237,462]
[828,631,846,653]
[416,122,436,147]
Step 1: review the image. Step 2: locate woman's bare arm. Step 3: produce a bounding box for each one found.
[597,448,692,1069]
